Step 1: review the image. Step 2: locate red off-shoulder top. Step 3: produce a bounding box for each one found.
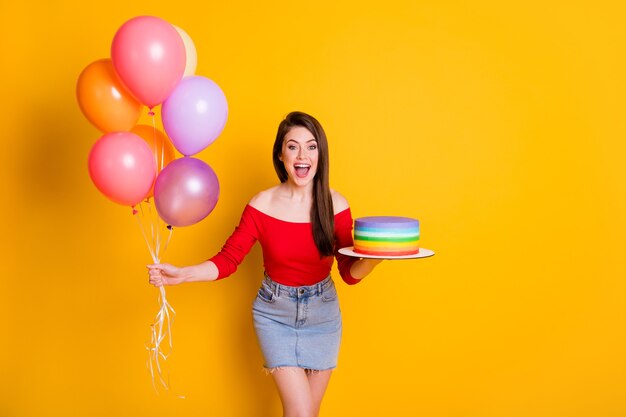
[209,205,361,286]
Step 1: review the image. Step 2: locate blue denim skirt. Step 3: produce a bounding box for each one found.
[252,275,342,371]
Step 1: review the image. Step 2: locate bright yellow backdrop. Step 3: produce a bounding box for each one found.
[1,1,625,416]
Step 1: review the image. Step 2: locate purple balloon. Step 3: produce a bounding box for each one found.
[162,76,228,156]
[154,157,220,227]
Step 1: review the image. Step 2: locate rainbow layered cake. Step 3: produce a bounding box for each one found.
[353,216,420,256]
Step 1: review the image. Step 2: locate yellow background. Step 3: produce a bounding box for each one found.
[1,1,625,416]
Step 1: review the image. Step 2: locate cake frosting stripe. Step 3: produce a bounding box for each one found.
[353,249,419,256]
[353,240,419,248]
[353,216,420,256]
[356,229,419,236]
[354,235,419,242]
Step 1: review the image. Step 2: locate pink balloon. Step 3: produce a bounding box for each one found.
[162,76,228,156]
[111,16,186,108]
[154,157,219,227]
[88,132,156,206]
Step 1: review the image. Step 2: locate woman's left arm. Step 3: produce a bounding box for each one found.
[349,258,383,280]
[333,195,383,284]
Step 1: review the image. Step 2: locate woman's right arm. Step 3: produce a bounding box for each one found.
[147,261,219,287]
[147,203,261,287]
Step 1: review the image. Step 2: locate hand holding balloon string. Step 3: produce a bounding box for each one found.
[147,263,186,287]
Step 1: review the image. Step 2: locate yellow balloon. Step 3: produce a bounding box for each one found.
[173,25,198,77]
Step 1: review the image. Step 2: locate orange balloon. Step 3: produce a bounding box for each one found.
[77,59,143,132]
[131,124,176,198]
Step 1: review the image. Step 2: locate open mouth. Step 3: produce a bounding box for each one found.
[294,163,311,178]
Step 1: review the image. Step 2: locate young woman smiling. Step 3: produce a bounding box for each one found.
[148,111,382,417]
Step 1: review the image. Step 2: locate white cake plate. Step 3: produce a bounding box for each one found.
[338,247,435,260]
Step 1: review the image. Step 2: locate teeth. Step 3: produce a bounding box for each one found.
[295,164,310,168]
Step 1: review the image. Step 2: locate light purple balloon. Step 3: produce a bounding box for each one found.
[154,157,220,227]
[162,76,228,156]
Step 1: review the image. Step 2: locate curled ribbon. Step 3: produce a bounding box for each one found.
[136,200,182,396]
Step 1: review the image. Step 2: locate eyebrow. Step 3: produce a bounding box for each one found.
[285,138,317,143]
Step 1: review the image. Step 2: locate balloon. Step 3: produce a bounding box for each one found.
[111,16,186,108]
[154,157,219,227]
[131,125,176,198]
[131,125,176,170]
[162,76,228,156]
[76,59,142,132]
[173,25,197,77]
[88,132,156,206]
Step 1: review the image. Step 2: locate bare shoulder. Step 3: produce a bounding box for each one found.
[331,189,350,213]
[248,185,280,211]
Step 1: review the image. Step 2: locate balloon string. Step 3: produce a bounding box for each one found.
[143,201,158,257]
[146,284,177,394]
[144,201,163,259]
[135,204,156,261]
[138,201,173,265]
[161,132,165,172]
[162,225,173,258]
[135,201,180,396]
[149,112,162,172]
[152,113,165,172]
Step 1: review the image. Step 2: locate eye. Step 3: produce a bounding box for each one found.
[308,144,317,151]
[288,145,297,150]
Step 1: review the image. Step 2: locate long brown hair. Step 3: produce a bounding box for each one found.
[272,111,334,257]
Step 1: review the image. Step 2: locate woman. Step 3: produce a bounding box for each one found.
[148,111,382,417]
